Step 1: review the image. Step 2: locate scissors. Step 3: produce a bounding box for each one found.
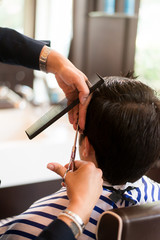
[67,121,79,172]
[62,121,79,183]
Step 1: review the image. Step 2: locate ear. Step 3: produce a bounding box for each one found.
[83,136,95,157]
[79,136,97,165]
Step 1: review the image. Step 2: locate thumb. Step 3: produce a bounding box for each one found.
[47,162,66,178]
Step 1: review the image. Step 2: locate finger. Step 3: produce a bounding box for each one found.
[64,163,69,168]
[74,160,86,169]
[47,162,66,178]
[61,182,66,187]
[78,94,92,130]
[64,160,80,169]
[75,75,89,105]
[97,168,103,179]
[72,105,79,129]
[78,104,87,131]
[68,99,75,125]
[68,109,74,124]
[79,91,88,105]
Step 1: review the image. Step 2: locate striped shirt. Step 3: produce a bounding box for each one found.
[0,175,160,240]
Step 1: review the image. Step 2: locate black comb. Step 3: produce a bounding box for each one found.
[25,73,105,139]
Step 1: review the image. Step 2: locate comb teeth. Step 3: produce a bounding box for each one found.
[96,73,105,81]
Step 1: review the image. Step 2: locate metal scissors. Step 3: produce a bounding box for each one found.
[62,121,79,183]
[65,80,92,173]
[67,121,79,172]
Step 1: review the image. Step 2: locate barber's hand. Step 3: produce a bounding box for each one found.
[47,161,103,224]
[46,49,90,130]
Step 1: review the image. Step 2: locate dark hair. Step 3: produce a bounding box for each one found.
[81,75,160,185]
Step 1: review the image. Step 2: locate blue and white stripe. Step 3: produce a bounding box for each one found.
[0,175,160,240]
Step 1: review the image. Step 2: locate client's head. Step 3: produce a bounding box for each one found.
[79,75,160,185]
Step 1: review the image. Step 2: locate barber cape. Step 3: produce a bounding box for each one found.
[0,175,160,240]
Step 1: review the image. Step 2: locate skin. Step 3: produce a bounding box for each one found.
[41,46,101,234]
[40,46,90,131]
[47,160,103,225]
[79,135,97,167]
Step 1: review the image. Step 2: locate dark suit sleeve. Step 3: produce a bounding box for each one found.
[0,27,45,70]
[36,219,76,240]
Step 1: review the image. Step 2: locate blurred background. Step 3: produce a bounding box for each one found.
[0,0,160,218]
[0,0,160,99]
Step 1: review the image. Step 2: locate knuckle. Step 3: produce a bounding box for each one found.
[86,162,95,170]
[97,168,103,177]
[64,170,71,182]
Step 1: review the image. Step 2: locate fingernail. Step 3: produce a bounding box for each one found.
[80,97,87,105]
[47,163,54,170]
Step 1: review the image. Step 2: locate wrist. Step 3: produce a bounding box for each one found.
[67,201,90,225]
[46,49,66,74]
[59,209,85,239]
[39,46,52,72]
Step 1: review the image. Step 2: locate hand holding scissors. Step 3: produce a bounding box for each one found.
[63,121,79,183]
